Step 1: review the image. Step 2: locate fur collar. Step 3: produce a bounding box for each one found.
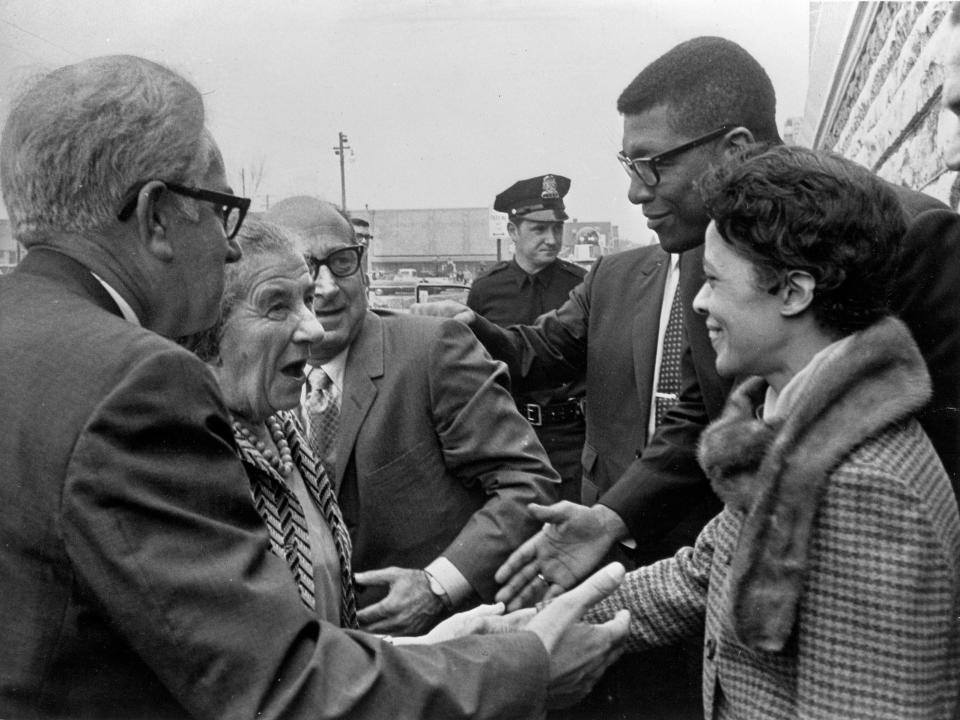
[697,316,931,652]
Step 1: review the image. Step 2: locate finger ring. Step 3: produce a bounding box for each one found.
[536,573,548,585]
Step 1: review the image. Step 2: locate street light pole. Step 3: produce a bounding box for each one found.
[332,131,351,211]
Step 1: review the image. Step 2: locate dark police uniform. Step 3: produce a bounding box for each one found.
[468,175,586,501]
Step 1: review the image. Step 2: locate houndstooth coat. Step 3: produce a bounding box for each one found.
[587,318,960,719]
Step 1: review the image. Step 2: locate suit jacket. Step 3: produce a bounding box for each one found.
[473,243,728,559]
[0,249,548,720]
[885,187,960,489]
[335,309,560,605]
[476,185,960,549]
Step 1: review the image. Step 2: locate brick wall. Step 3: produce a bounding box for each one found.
[808,2,957,207]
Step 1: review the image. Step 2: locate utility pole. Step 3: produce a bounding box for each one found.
[332,131,351,211]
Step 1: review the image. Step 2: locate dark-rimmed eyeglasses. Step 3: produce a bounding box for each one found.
[305,245,365,280]
[116,181,251,239]
[617,124,735,187]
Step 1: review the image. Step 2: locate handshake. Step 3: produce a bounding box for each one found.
[394,562,630,709]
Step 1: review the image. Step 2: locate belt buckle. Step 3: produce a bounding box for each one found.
[523,403,543,427]
[568,397,585,417]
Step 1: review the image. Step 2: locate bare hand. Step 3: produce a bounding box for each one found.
[408,299,475,323]
[391,603,536,645]
[527,562,631,709]
[494,502,628,611]
[355,567,445,635]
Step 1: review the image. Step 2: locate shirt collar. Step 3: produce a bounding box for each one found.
[90,272,141,326]
[306,346,349,391]
[511,257,555,288]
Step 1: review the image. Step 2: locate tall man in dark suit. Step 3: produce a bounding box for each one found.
[0,53,629,720]
[490,36,960,603]
[468,174,587,502]
[416,35,960,717]
[266,196,561,637]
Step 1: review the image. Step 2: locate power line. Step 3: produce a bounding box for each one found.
[0,38,51,64]
[1,18,80,59]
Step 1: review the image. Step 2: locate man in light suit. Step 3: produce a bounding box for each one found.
[0,54,628,720]
[266,197,560,636]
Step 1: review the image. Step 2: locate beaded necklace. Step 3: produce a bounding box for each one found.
[232,415,294,477]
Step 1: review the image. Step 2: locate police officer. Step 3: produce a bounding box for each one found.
[467,174,586,501]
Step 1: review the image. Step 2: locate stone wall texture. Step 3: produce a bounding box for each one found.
[809,2,958,207]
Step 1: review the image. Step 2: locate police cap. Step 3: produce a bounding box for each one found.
[494,174,570,222]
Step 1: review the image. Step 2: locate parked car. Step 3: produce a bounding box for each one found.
[369,279,417,311]
[414,282,470,305]
[368,280,470,311]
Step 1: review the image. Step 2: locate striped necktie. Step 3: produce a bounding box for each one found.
[307,367,340,477]
[655,287,684,426]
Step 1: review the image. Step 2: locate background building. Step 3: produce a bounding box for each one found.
[563,220,621,267]
[0,219,18,274]
[350,206,620,279]
[803,1,957,206]
[350,206,496,279]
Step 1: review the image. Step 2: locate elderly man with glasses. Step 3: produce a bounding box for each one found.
[264,197,561,637]
[0,54,636,720]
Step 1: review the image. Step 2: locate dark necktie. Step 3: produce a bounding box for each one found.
[655,286,684,426]
[307,367,340,477]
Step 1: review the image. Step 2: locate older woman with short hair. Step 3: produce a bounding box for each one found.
[191,217,358,628]
[189,218,626,656]
[585,145,960,718]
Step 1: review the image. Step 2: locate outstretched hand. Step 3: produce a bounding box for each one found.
[527,562,631,709]
[389,563,633,710]
[391,602,536,645]
[494,502,628,611]
[408,299,476,324]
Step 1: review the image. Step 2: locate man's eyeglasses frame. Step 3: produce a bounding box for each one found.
[116,181,251,239]
[305,245,365,280]
[617,124,736,187]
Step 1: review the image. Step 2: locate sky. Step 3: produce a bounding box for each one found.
[0,0,810,245]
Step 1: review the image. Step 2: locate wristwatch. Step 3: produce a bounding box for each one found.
[423,569,453,609]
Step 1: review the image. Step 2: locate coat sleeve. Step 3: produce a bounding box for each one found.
[583,510,718,653]
[427,319,561,600]
[63,346,549,720]
[468,259,597,390]
[598,337,717,544]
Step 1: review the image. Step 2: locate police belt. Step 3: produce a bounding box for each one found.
[517,398,583,427]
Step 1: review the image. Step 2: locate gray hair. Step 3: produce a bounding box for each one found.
[187,217,306,361]
[1,55,209,246]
